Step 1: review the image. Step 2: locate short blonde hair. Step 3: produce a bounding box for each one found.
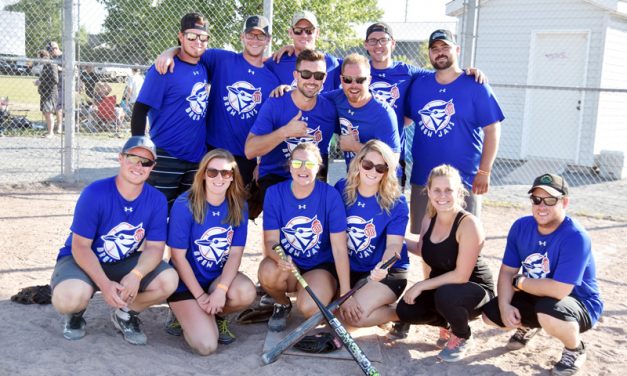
[341,53,370,74]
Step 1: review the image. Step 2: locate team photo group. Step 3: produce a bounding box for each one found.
[48,10,603,376]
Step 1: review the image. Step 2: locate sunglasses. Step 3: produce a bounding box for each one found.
[206,168,234,179]
[124,153,156,167]
[360,159,388,174]
[341,75,368,85]
[530,195,562,206]
[366,37,391,46]
[184,32,209,42]
[297,69,326,81]
[244,32,268,41]
[290,159,318,169]
[292,27,316,35]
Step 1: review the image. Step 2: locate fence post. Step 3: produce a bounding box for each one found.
[62,0,76,180]
[460,0,479,68]
[263,0,273,57]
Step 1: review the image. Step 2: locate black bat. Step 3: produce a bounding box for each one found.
[262,252,399,365]
[271,244,394,376]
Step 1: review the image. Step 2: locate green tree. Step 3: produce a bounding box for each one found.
[6,0,63,58]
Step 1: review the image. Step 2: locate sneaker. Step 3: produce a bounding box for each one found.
[506,327,540,350]
[268,301,292,332]
[435,327,451,349]
[259,294,275,307]
[63,310,86,340]
[164,309,182,336]
[552,342,586,376]
[216,315,236,345]
[437,334,473,362]
[386,321,410,340]
[111,309,147,345]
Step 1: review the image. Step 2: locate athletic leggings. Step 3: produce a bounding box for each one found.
[396,282,493,339]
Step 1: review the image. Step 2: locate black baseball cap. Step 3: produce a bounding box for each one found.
[428,29,456,48]
[528,173,569,197]
[244,15,270,35]
[122,136,157,160]
[180,12,208,34]
[366,22,393,40]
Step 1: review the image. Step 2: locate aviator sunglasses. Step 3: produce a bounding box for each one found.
[360,159,388,174]
[297,69,326,81]
[206,168,234,179]
[341,75,368,85]
[290,159,318,169]
[124,153,156,167]
[529,195,562,206]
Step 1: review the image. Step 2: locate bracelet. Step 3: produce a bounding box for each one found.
[477,169,490,176]
[194,292,206,300]
[517,276,526,291]
[216,283,229,292]
[130,268,144,280]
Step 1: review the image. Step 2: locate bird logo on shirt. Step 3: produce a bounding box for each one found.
[98,222,145,262]
[185,82,209,121]
[346,216,376,258]
[522,252,551,279]
[281,216,323,257]
[193,226,234,268]
[283,126,323,158]
[369,81,400,108]
[225,81,262,116]
[418,99,456,137]
[339,118,359,158]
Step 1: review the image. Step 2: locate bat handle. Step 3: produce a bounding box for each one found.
[272,243,286,261]
[380,252,399,270]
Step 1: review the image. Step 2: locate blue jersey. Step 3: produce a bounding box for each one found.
[334,179,409,272]
[263,180,347,270]
[137,56,209,163]
[324,89,399,168]
[57,177,168,263]
[201,49,280,157]
[406,72,504,187]
[250,94,337,179]
[503,216,603,326]
[265,52,341,93]
[167,192,248,292]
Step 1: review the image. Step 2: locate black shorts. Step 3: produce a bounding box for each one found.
[248,173,288,220]
[167,277,217,303]
[299,262,339,284]
[349,268,408,299]
[482,291,593,333]
[147,148,198,206]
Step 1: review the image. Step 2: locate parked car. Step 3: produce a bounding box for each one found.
[95,66,132,82]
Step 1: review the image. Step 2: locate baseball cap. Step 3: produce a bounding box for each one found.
[366,22,393,40]
[122,136,157,160]
[244,15,270,35]
[180,12,208,34]
[528,173,569,197]
[428,29,456,48]
[291,10,318,28]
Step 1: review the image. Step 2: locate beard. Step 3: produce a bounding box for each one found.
[431,55,454,70]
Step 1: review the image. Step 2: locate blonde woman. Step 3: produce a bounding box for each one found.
[334,140,409,327]
[167,149,255,355]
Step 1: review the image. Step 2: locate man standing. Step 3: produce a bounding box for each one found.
[406,29,503,227]
[482,173,603,375]
[47,41,63,134]
[36,49,58,138]
[50,136,179,345]
[131,13,210,206]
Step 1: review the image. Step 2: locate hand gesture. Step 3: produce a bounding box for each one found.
[282,111,309,139]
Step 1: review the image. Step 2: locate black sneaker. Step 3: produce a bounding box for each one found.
[386,321,410,340]
[111,309,147,345]
[216,315,236,345]
[552,342,587,375]
[506,327,540,350]
[268,301,292,332]
[63,310,86,340]
[164,309,182,336]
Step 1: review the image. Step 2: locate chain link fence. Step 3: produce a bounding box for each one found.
[1,0,626,218]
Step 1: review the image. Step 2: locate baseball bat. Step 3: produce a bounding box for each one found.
[262,252,399,365]
[271,244,388,376]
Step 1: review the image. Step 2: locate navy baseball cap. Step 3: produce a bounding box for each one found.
[528,173,569,197]
[244,15,270,35]
[366,22,393,39]
[180,12,208,34]
[122,136,157,160]
[428,29,456,48]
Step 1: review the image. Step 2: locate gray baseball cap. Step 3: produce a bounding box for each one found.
[291,10,318,28]
[244,15,270,35]
[122,136,157,160]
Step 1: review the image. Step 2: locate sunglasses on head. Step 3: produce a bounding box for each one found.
[292,27,315,35]
[341,75,368,85]
[297,69,326,81]
[184,32,209,42]
[124,153,156,167]
[530,195,562,206]
[360,159,388,174]
[205,168,233,179]
[290,159,318,169]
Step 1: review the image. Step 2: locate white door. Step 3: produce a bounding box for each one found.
[523,31,589,161]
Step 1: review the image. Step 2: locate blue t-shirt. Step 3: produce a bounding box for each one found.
[263,180,347,270]
[250,94,337,179]
[334,179,409,272]
[324,89,399,168]
[265,52,341,93]
[502,216,603,326]
[167,191,248,292]
[57,177,168,263]
[406,72,505,187]
[201,49,280,157]
[137,56,209,163]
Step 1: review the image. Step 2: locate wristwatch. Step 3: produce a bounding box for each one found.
[512,274,525,290]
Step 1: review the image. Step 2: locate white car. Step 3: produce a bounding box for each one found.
[95,66,132,82]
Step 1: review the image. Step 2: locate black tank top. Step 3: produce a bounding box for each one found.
[422,211,494,293]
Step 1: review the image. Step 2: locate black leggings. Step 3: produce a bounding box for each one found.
[396,282,493,339]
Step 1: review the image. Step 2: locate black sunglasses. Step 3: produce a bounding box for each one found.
[124,153,156,167]
[341,75,368,85]
[184,32,209,42]
[206,168,234,179]
[530,195,562,206]
[361,159,388,174]
[292,27,315,35]
[297,69,326,81]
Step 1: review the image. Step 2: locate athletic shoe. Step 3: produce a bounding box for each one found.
[63,310,86,340]
[111,309,147,345]
[259,294,275,307]
[435,327,451,349]
[386,321,410,340]
[506,327,540,350]
[552,342,587,375]
[216,315,236,345]
[164,309,182,336]
[268,301,292,332]
[437,334,473,362]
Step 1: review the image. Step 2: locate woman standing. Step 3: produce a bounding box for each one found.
[167,149,255,355]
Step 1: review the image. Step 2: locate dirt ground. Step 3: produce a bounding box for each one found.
[0,183,625,375]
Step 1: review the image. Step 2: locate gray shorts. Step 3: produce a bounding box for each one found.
[50,252,173,292]
[409,184,481,234]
